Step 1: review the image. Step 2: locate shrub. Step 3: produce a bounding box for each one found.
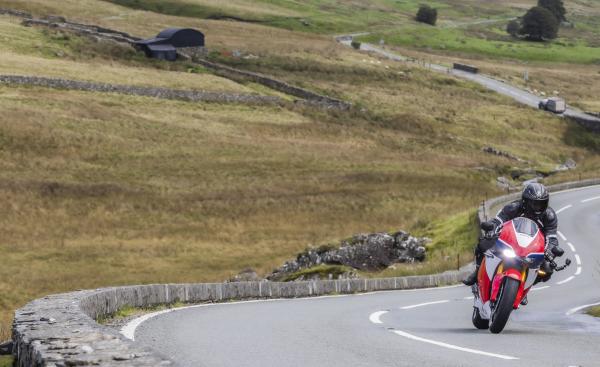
[519,6,559,41]
[351,40,361,50]
[416,5,438,26]
[538,0,567,22]
[506,19,520,37]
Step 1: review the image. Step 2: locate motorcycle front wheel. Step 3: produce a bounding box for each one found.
[489,277,520,334]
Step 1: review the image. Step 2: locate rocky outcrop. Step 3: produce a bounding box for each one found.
[0,75,283,105]
[268,231,428,281]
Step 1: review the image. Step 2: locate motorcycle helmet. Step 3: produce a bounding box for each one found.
[522,183,549,216]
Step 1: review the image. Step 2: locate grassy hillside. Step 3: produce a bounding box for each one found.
[0,0,599,341]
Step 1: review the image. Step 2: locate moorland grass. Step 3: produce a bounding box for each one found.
[1,0,600,343]
[0,356,13,367]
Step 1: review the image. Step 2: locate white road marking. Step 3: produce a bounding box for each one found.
[575,254,582,266]
[464,296,474,300]
[567,242,576,252]
[555,205,572,214]
[557,276,575,285]
[401,300,449,309]
[391,330,519,360]
[581,195,600,203]
[369,310,388,324]
[121,284,465,340]
[530,286,550,291]
[557,231,567,241]
[575,267,582,276]
[566,302,600,316]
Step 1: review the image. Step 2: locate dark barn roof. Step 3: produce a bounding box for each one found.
[134,28,205,48]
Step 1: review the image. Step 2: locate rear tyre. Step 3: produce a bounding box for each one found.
[472,307,489,329]
[489,277,520,334]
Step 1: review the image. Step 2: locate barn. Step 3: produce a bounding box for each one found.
[134,28,205,61]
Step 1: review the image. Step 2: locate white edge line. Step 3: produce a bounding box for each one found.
[557,276,575,285]
[581,195,600,203]
[369,310,388,324]
[530,285,550,292]
[557,231,567,241]
[120,283,464,340]
[555,204,573,214]
[567,242,576,252]
[566,302,600,316]
[391,330,519,360]
[401,300,450,310]
[575,266,582,276]
[464,296,474,300]
[575,254,582,266]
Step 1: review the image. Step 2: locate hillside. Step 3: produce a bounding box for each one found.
[1,0,599,341]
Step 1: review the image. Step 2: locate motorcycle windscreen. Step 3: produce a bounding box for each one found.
[512,217,538,237]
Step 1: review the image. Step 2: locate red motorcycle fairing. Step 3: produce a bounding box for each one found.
[477,258,491,302]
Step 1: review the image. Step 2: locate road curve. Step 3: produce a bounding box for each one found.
[133,186,600,367]
[336,38,600,126]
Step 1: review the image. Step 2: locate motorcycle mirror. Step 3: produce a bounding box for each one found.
[565,258,572,266]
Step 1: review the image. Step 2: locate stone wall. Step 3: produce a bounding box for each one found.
[13,270,469,367]
[0,75,283,106]
[189,58,352,110]
[2,8,351,110]
[11,178,599,366]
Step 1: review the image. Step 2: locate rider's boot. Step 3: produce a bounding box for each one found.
[520,296,528,306]
[462,250,483,286]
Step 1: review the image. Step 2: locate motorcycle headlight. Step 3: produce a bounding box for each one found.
[502,248,517,258]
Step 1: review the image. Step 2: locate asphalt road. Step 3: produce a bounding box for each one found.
[132,186,600,367]
[337,38,600,125]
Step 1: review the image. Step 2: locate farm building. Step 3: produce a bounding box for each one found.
[134,28,205,61]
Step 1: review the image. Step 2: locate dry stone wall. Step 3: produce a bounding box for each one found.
[2,8,351,110]
[0,75,283,106]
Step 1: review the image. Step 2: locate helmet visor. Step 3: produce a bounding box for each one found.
[529,198,549,214]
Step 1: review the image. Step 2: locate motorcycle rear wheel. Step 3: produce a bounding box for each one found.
[472,307,489,329]
[489,277,520,334]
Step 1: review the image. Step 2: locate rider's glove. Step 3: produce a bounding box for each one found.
[547,237,564,257]
[480,219,500,232]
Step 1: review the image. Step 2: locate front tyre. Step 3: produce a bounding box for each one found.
[472,307,489,329]
[489,277,520,334]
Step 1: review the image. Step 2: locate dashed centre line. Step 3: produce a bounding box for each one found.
[401,300,450,310]
[557,276,575,285]
[566,242,576,252]
[557,231,567,241]
[581,195,600,203]
[391,330,519,360]
[369,310,388,324]
[556,205,573,214]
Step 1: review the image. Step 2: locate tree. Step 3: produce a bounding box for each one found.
[538,0,567,21]
[416,5,438,26]
[506,19,520,37]
[519,6,559,41]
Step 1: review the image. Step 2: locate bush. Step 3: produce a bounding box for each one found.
[351,40,361,50]
[519,6,559,41]
[416,5,438,26]
[538,0,567,22]
[506,19,520,37]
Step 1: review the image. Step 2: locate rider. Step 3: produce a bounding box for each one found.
[463,182,565,287]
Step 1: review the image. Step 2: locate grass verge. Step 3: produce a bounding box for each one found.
[0,356,12,367]
[587,306,600,318]
[97,301,186,324]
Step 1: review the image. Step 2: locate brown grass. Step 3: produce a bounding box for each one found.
[0,0,599,343]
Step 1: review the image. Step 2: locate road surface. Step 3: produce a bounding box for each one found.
[131,186,600,367]
[336,37,600,126]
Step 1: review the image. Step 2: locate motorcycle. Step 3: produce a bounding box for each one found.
[471,216,571,333]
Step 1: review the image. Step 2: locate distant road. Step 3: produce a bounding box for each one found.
[132,186,600,367]
[336,37,600,125]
